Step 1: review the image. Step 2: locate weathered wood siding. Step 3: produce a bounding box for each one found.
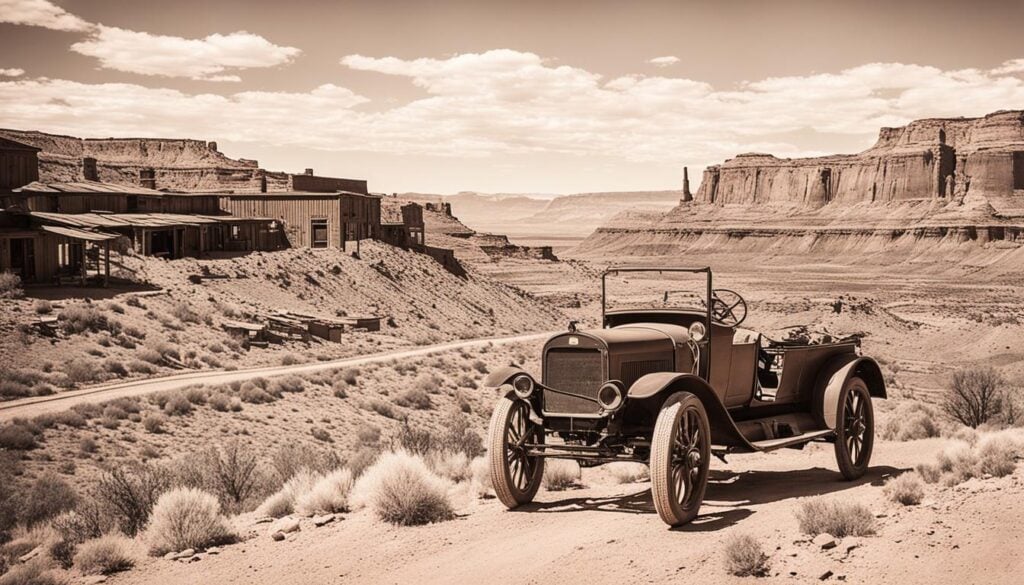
[220,196,341,248]
[0,150,39,191]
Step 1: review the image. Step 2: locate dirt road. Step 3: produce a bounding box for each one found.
[117,435,1024,585]
[0,332,552,421]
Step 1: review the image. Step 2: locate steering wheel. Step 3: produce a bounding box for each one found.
[711,289,747,327]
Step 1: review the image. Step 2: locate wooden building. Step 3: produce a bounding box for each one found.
[4,181,220,215]
[381,201,426,248]
[220,191,381,250]
[0,137,40,192]
[0,213,116,285]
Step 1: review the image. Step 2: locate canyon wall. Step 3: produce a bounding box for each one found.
[573,110,1024,266]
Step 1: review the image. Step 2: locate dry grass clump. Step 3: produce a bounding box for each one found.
[295,468,355,515]
[605,462,650,484]
[33,299,53,314]
[257,469,322,518]
[426,451,472,483]
[0,559,65,585]
[795,499,876,537]
[543,459,581,491]
[0,422,38,450]
[73,534,137,575]
[0,271,22,299]
[60,304,120,335]
[883,472,925,505]
[881,401,946,441]
[144,488,234,555]
[915,432,1021,486]
[469,456,492,498]
[395,386,432,410]
[350,450,454,526]
[723,533,770,577]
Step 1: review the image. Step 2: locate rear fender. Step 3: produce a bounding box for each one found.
[628,373,753,450]
[813,356,886,429]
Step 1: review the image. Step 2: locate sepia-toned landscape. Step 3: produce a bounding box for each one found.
[2,1,1024,584]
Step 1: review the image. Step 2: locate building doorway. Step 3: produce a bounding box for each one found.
[311,219,329,248]
[9,237,35,281]
[1013,152,1024,190]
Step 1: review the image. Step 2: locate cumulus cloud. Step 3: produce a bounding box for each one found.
[0,0,92,32]
[648,56,680,67]
[2,50,1024,168]
[0,68,25,77]
[70,26,300,81]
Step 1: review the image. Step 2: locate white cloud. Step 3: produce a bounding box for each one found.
[2,50,1024,169]
[648,56,680,67]
[70,26,300,81]
[993,59,1024,75]
[0,68,25,77]
[0,0,92,32]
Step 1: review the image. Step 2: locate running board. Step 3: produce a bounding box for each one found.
[749,429,834,451]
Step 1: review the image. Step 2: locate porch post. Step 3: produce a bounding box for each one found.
[79,241,87,286]
[103,241,110,287]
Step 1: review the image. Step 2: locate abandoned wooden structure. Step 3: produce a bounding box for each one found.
[381,201,426,248]
[0,212,116,285]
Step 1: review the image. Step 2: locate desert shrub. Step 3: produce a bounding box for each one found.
[102,359,128,377]
[127,360,157,374]
[144,488,234,555]
[60,305,120,335]
[32,299,53,314]
[469,456,492,498]
[257,469,321,518]
[63,359,98,386]
[357,424,381,445]
[795,499,875,537]
[345,446,381,479]
[365,398,399,419]
[881,401,945,441]
[269,375,304,394]
[338,368,359,386]
[395,387,432,410]
[723,533,770,577]
[142,413,167,434]
[239,381,276,404]
[295,468,354,515]
[944,367,1009,428]
[883,472,925,505]
[19,473,78,528]
[170,302,201,324]
[0,271,23,299]
[202,441,263,511]
[605,462,650,484]
[136,349,163,365]
[96,464,172,536]
[269,444,341,485]
[280,354,301,366]
[79,437,98,454]
[350,451,454,525]
[311,427,332,442]
[51,410,87,429]
[0,424,37,450]
[163,395,192,416]
[73,534,136,575]
[331,380,349,399]
[0,559,65,585]
[542,459,581,491]
[471,360,488,374]
[208,393,232,412]
[426,451,472,483]
[0,380,31,399]
[975,433,1020,477]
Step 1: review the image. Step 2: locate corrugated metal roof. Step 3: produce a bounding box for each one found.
[16,181,167,196]
[39,225,119,242]
[30,211,222,229]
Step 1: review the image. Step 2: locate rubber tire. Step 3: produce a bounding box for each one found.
[650,392,711,527]
[488,396,545,509]
[834,377,874,481]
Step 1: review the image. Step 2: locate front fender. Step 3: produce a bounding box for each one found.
[627,373,754,451]
[813,355,886,429]
[484,366,529,388]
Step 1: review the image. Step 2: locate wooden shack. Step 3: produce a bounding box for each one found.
[0,213,117,285]
[220,191,381,250]
[0,137,40,192]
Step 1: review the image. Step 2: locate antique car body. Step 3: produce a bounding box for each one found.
[485,266,886,526]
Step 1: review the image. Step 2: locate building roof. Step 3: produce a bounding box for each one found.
[0,137,41,153]
[30,211,222,229]
[223,190,383,199]
[39,225,119,242]
[16,180,166,196]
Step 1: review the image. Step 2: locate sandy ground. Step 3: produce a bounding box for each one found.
[113,431,1024,585]
[0,332,551,422]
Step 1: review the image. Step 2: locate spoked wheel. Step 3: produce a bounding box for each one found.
[834,376,874,480]
[650,392,711,527]
[488,396,545,508]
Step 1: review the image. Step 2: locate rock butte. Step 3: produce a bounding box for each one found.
[574,110,1024,261]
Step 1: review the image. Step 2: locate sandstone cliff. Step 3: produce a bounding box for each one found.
[573,110,1024,265]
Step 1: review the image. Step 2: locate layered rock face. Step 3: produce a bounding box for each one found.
[574,110,1024,264]
[0,129,291,193]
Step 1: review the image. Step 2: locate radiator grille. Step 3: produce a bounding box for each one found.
[544,348,604,414]
[620,359,672,388]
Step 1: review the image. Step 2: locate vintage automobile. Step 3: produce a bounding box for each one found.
[485,266,885,527]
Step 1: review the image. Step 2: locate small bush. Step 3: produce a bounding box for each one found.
[239,382,276,404]
[257,469,321,518]
[142,413,167,434]
[0,423,37,450]
[543,459,581,491]
[0,560,64,585]
[103,359,128,377]
[270,444,341,484]
[883,472,925,505]
[97,464,173,536]
[723,533,770,577]
[975,433,1020,477]
[145,488,234,555]
[163,395,192,416]
[426,451,472,483]
[605,462,650,484]
[269,375,304,394]
[0,271,23,299]
[881,401,945,441]
[170,302,201,324]
[295,468,354,515]
[365,398,399,419]
[60,305,120,335]
[350,451,454,525]
[128,360,157,374]
[209,393,232,412]
[469,456,492,498]
[338,368,359,386]
[944,367,1008,428]
[795,499,876,537]
[64,359,98,386]
[280,354,301,366]
[79,437,98,453]
[33,299,53,314]
[395,387,432,410]
[21,473,78,527]
[73,534,137,575]
[311,427,332,442]
[332,380,349,399]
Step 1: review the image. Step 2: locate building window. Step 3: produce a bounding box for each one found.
[311,219,329,248]
[230,225,240,239]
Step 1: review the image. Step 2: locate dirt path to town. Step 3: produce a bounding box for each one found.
[117,434,1024,585]
[0,332,553,421]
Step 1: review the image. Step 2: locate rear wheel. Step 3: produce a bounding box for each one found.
[488,396,545,508]
[650,392,711,527]
[834,377,874,480]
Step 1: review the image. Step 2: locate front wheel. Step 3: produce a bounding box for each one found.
[650,392,711,527]
[488,396,545,509]
[834,377,874,480]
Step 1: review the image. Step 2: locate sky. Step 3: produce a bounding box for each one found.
[2,0,1024,195]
